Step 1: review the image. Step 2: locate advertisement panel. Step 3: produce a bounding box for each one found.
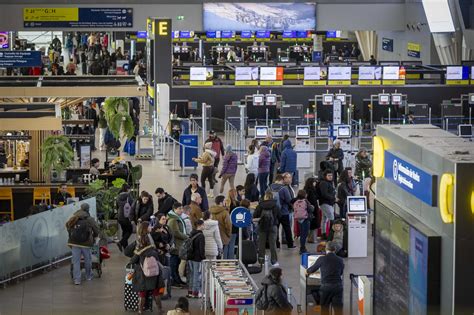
[383,66,400,80]
[203,3,316,31]
[260,67,283,81]
[235,67,259,81]
[358,66,382,80]
[0,32,9,49]
[190,67,213,81]
[407,42,421,58]
[328,66,351,81]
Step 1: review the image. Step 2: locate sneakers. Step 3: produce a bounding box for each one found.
[74,281,81,285]
[86,276,94,281]
[271,262,280,267]
[208,193,214,198]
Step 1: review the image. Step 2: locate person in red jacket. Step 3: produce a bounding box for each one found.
[205,130,225,184]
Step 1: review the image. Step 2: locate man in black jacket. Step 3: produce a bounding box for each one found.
[319,170,336,239]
[182,173,209,211]
[306,241,344,315]
[155,187,176,215]
[188,219,206,298]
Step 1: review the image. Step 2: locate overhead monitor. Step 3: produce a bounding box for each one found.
[252,94,265,106]
[190,67,213,81]
[469,93,474,105]
[136,31,147,39]
[335,94,346,105]
[221,30,235,38]
[255,126,269,138]
[240,31,253,38]
[265,94,277,106]
[422,0,455,33]
[358,66,382,80]
[378,94,391,105]
[296,31,308,38]
[328,66,351,81]
[273,128,283,137]
[304,66,327,81]
[322,94,334,105]
[256,30,271,38]
[206,31,217,38]
[203,3,316,31]
[458,124,472,138]
[0,32,9,49]
[235,67,259,81]
[391,94,403,105]
[282,30,296,38]
[335,125,351,139]
[446,66,470,80]
[347,196,367,215]
[326,30,341,38]
[179,31,193,38]
[296,125,310,138]
[383,66,400,80]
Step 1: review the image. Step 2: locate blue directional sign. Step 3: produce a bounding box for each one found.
[230,207,252,228]
[0,51,42,68]
[384,150,437,206]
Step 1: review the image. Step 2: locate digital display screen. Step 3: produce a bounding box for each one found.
[255,126,268,137]
[392,94,402,104]
[335,94,346,105]
[221,30,234,38]
[296,31,308,38]
[328,66,351,81]
[336,125,351,138]
[470,93,474,104]
[458,124,472,137]
[323,94,334,105]
[172,31,179,38]
[326,30,341,38]
[173,46,180,53]
[296,126,310,137]
[206,31,217,38]
[358,66,382,80]
[136,31,147,39]
[253,95,264,105]
[347,196,366,214]
[256,30,271,38]
[383,66,400,80]
[282,30,296,38]
[379,94,390,104]
[235,67,259,81]
[241,31,253,38]
[446,66,469,80]
[179,31,192,38]
[266,95,277,105]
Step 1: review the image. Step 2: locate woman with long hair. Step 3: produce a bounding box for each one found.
[244,173,259,202]
[245,144,259,179]
[133,191,154,223]
[224,188,239,259]
[304,177,320,243]
[336,169,353,219]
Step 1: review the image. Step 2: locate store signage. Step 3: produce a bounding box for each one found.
[384,151,437,206]
[407,42,421,58]
[24,8,133,28]
[235,67,259,86]
[358,66,382,85]
[260,67,283,85]
[328,66,351,85]
[382,37,393,52]
[190,67,213,86]
[0,51,42,67]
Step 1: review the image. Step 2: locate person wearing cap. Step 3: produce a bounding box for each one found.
[306,241,344,315]
[65,203,100,285]
[193,142,217,198]
[205,130,225,177]
[219,144,238,194]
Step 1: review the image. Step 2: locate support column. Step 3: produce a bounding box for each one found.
[29,130,52,182]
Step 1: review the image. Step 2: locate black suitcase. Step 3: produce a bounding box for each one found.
[241,240,262,274]
[124,265,153,312]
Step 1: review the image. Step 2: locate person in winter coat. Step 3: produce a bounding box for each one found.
[258,145,271,196]
[253,192,281,266]
[259,267,293,315]
[292,190,313,254]
[66,203,100,285]
[304,177,320,244]
[355,148,372,179]
[151,214,173,265]
[244,173,259,202]
[187,220,206,298]
[205,130,225,168]
[193,142,216,197]
[219,145,238,194]
[279,140,298,186]
[182,173,209,211]
[167,203,188,287]
[268,174,295,249]
[132,191,154,223]
[130,221,163,315]
[319,170,336,239]
[336,169,354,219]
[245,144,259,179]
[202,211,223,259]
[189,193,203,228]
[116,184,134,252]
[326,140,344,180]
[225,189,239,259]
[155,187,176,215]
[167,297,190,315]
[210,195,232,258]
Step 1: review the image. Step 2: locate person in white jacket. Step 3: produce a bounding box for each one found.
[245,144,259,178]
[202,211,223,260]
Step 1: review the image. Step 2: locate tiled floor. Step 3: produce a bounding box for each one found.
[0,117,373,314]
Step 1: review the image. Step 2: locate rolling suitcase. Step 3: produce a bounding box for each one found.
[124,264,153,312]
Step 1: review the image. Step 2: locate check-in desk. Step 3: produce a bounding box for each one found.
[300,253,323,314]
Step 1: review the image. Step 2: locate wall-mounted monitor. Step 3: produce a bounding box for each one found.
[179,31,193,38]
[296,31,308,38]
[328,66,351,81]
[203,3,317,31]
[326,30,342,38]
[304,67,327,81]
[260,67,283,81]
[358,66,382,80]
[240,31,253,38]
[282,30,296,38]
[190,67,213,81]
[391,94,403,105]
[446,66,470,80]
[422,0,455,33]
[335,125,351,139]
[136,31,147,39]
[0,32,9,49]
[335,94,346,105]
[322,94,334,105]
[378,94,391,105]
[235,67,259,81]
[206,31,217,38]
[256,30,271,38]
[296,125,310,138]
[383,66,400,80]
[255,126,269,138]
[347,196,367,214]
[252,94,265,106]
[458,124,472,138]
[221,30,235,38]
[265,94,277,106]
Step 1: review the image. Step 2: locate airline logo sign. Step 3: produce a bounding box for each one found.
[384,151,437,206]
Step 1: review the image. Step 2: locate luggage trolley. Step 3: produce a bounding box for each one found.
[69,243,103,278]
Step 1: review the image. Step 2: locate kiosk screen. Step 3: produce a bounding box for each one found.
[296,126,310,137]
[458,124,472,137]
[255,126,268,138]
[347,196,367,214]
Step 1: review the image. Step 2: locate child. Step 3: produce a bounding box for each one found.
[327,219,347,257]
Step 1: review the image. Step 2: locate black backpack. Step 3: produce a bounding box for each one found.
[255,284,269,310]
[70,217,92,243]
[259,208,274,232]
[179,233,200,260]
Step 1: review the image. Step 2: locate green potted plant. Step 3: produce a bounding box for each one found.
[103,97,135,140]
[41,135,74,180]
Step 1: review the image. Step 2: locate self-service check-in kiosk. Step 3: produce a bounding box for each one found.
[347,196,368,258]
[255,125,268,139]
[296,125,311,168]
[334,124,352,151]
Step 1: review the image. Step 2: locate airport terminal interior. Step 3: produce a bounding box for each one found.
[0,0,474,314]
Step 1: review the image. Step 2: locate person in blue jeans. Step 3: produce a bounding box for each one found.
[66,203,100,285]
[258,145,271,197]
[187,220,206,298]
[292,190,313,254]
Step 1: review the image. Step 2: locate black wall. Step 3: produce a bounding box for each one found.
[170,85,473,121]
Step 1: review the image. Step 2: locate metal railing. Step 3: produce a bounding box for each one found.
[225,120,245,164]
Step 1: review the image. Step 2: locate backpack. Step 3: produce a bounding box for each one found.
[123,195,132,219]
[293,199,309,220]
[267,185,283,210]
[179,233,200,260]
[258,208,274,232]
[142,255,160,277]
[255,284,269,310]
[70,217,91,244]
